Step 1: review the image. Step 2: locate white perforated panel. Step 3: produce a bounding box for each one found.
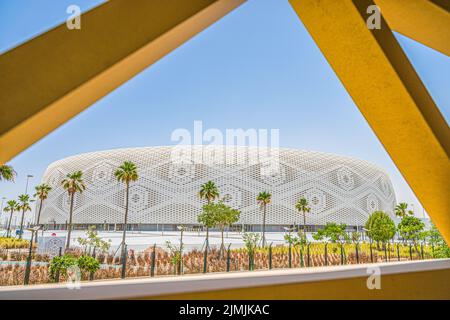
[40,146,396,226]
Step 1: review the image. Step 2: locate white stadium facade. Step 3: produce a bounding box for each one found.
[40,146,396,231]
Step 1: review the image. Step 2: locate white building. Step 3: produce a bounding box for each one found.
[39,146,396,231]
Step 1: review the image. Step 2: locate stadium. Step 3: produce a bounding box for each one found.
[39,146,396,231]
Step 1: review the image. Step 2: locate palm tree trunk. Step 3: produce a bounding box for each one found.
[205,198,210,249]
[220,227,225,257]
[262,205,267,247]
[36,199,43,225]
[66,193,75,249]
[303,211,306,231]
[121,182,130,257]
[19,208,25,239]
[413,241,421,257]
[7,212,13,237]
[35,199,44,243]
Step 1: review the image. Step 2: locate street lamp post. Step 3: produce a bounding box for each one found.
[24,174,34,194]
[0,197,6,231]
[24,174,34,228]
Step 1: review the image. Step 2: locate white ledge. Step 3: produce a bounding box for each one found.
[1,259,449,300]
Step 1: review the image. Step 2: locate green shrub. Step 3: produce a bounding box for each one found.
[77,255,100,275]
[365,211,396,243]
[49,254,101,281]
[49,254,77,281]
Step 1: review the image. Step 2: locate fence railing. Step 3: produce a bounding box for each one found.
[0,241,437,286]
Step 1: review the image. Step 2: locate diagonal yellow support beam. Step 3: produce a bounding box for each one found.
[374,0,450,57]
[0,0,245,163]
[289,0,450,241]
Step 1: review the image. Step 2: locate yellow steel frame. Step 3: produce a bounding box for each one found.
[374,0,450,56]
[148,269,450,300]
[289,0,450,242]
[0,0,245,163]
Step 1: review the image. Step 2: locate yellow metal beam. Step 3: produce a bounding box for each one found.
[2,261,449,299]
[149,269,450,300]
[289,0,450,241]
[375,0,450,57]
[1,0,449,245]
[0,0,245,163]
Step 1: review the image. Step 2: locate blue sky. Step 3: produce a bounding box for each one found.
[0,0,449,219]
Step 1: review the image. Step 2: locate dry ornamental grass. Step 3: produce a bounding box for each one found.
[0,242,431,286]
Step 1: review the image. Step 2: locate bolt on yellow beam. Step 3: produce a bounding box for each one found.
[0,0,246,163]
[289,0,450,242]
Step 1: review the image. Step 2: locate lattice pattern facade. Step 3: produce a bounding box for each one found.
[40,146,396,227]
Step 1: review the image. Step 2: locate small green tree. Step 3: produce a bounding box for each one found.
[284,232,296,245]
[49,254,78,281]
[296,230,308,247]
[319,223,349,244]
[77,255,100,279]
[365,211,396,249]
[198,202,219,248]
[315,223,349,255]
[312,230,325,242]
[166,240,183,275]
[243,232,260,251]
[213,202,240,254]
[242,232,260,270]
[77,226,111,254]
[351,231,361,244]
[422,224,450,258]
[285,230,307,249]
[398,215,425,254]
[284,229,307,250]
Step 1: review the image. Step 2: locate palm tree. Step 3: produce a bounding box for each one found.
[34,183,52,241]
[0,164,16,182]
[256,191,272,247]
[295,197,311,231]
[198,181,220,247]
[199,181,220,204]
[61,171,86,249]
[395,202,413,218]
[4,200,18,237]
[17,194,32,239]
[114,161,139,257]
